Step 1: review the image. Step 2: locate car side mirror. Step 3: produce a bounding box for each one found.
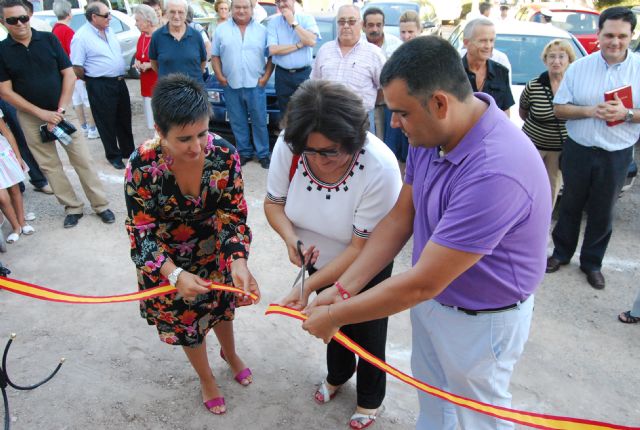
[423,21,435,29]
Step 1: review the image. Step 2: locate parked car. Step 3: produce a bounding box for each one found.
[206,14,337,141]
[362,0,441,37]
[449,20,636,193]
[34,9,140,77]
[514,2,600,53]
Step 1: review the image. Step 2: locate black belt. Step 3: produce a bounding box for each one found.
[276,65,311,74]
[85,75,125,81]
[439,296,529,316]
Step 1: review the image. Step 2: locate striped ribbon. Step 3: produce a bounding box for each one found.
[0,276,258,304]
[265,304,638,430]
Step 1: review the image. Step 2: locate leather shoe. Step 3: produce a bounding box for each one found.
[580,267,605,290]
[63,213,83,228]
[97,209,115,224]
[259,157,270,169]
[545,257,568,273]
[109,159,126,169]
[239,155,252,166]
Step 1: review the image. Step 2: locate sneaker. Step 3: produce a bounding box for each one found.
[25,212,36,222]
[81,123,88,136]
[87,127,100,139]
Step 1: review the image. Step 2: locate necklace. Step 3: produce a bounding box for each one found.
[140,33,151,59]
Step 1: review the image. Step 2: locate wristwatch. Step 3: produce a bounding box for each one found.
[291,21,299,29]
[624,109,634,122]
[168,267,184,286]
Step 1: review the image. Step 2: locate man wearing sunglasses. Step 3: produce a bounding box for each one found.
[0,0,114,228]
[70,1,135,170]
[310,4,385,135]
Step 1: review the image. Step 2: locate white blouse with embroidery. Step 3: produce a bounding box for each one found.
[266,131,402,269]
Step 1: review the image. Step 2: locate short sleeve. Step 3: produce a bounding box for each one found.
[0,49,9,82]
[554,64,575,105]
[431,174,532,255]
[519,81,532,111]
[69,32,85,66]
[371,48,386,89]
[310,45,324,79]
[404,146,416,185]
[352,164,401,237]
[301,14,320,37]
[266,133,294,203]
[266,18,278,47]
[50,34,72,70]
[197,31,207,61]
[148,31,159,61]
[211,27,222,56]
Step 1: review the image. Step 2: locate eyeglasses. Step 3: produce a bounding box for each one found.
[337,18,358,27]
[4,15,29,25]
[302,148,342,158]
[94,12,110,18]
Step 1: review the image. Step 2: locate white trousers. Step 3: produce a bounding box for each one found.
[410,296,534,430]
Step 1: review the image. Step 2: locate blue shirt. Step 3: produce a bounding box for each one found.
[70,23,125,77]
[212,19,269,89]
[267,13,319,69]
[149,24,207,83]
[405,93,551,309]
[462,55,514,111]
[554,50,640,151]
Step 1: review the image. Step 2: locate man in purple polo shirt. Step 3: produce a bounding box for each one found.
[301,36,551,429]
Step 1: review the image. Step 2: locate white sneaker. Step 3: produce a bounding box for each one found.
[88,127,100,139]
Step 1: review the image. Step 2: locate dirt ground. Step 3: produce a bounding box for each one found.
[0,80,638,429]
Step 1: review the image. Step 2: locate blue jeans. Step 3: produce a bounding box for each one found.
[274,66,311,114]
[224,86,270,160]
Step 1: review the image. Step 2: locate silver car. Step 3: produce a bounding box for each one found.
[34,8,140,76]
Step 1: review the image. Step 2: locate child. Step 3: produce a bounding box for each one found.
[0,108,34,243]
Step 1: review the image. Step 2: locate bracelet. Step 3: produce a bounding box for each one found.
[334,281,351,300]
[57,107,66,114]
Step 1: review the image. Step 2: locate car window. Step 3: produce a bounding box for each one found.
[538,11,599,35]
[70,14,87,31]
[110,16,125,33]
[262,4,277,16]
[363,3,419,26]
[495,35,585,85]
[314,19,335,56]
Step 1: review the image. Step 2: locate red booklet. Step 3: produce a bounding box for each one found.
[604,85,633,126]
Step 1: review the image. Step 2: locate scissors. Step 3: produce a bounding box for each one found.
[291,240,306,303]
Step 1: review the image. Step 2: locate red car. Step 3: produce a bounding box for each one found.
[515,2,601,53]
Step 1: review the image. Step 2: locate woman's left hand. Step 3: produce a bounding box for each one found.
[302,305,340,344]
[230,258,261,306]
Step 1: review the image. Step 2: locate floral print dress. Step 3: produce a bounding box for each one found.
[124,133,251,346]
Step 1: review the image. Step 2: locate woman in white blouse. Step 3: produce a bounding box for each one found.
[264,80,402,429]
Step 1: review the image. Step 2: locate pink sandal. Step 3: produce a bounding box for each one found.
[220,349,252,386]
[203,397,226,415]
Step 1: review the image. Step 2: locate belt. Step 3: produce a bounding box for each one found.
[85,75,125,81]
[439,296,529,316]
[276,65,311,74]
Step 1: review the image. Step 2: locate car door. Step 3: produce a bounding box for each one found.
[109,14,139,71]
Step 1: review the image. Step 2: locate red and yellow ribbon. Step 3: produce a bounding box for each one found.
[0,276,258,304]
[265,304,638,430]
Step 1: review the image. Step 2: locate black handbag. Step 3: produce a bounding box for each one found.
[39,119,77,143]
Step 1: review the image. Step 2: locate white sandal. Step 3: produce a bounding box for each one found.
[25,212,36,222]
[6,232,20,243]
[314,380,339,404]
[21,225,35,235]
[349,412,377,429]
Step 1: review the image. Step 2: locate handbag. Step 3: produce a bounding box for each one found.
[39,119,78,143]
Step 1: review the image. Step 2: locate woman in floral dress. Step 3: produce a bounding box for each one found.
[124,74,260,415]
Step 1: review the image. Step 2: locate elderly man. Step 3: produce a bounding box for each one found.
[212,0,273,168]
[303,36,551,430]
[71,1,134,170]
[0,0,114,228]
[267,0,319,114]
[462,18,513,115]
[311,5,385,134]
[546,7,640,290]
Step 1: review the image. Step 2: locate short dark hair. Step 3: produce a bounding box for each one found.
[84,1,106,21]
[380,36,472,104]
[152,74,211,136]
[598,6,636,32]
[0,0,29,19]
[283,80,368,156]
[143,0,161,7]
[500,5,508,11]
[479,2,491,15]
[363,7,384,25]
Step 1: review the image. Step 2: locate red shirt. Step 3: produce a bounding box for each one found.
[52,23,74,57]
[135,33,158,97]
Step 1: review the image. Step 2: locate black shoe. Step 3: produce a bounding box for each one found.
[239,155,252,166]
[580,267,605,290]
[259,157,270,169]
[109,159,126,169]
[63,213,83,228]
[97,209,115,224]
[545,257,568,273]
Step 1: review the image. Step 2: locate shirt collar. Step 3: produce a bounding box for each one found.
[462,54,496,79]
[89,22,112,36]
[444,92,499,166]
[7,28,41,46]
[161,23,194,37]
[597,49,631,69]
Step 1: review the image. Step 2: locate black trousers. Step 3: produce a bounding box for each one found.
[551,137,633,271]
[274,66,311,115]
[311,262,393,409]
[85,77,135,163]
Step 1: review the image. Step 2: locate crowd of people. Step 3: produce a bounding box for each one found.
[0,0,638,428]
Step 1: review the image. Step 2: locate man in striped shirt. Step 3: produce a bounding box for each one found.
[310,4,386,134]
[546,7,640,290]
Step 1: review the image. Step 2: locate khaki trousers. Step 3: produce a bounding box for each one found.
[538,149,562,208]
[17,110,109,215]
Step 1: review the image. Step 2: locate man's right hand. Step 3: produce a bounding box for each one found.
[218,76,228,87]
[175,271,211,301]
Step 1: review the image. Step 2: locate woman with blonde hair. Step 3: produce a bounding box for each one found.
[519,39,576,207]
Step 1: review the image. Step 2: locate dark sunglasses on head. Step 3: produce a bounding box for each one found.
[5,15,29,25]
[94,12,110,18]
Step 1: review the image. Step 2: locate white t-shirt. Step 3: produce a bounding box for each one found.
[266,132,402,269]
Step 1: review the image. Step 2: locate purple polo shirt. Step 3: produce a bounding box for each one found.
[405,93,551,310]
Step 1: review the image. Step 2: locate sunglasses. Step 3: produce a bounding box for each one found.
[5,15,29,25]
[94,12,110,18]
[337,18,358,27]
[302,148,342,158]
